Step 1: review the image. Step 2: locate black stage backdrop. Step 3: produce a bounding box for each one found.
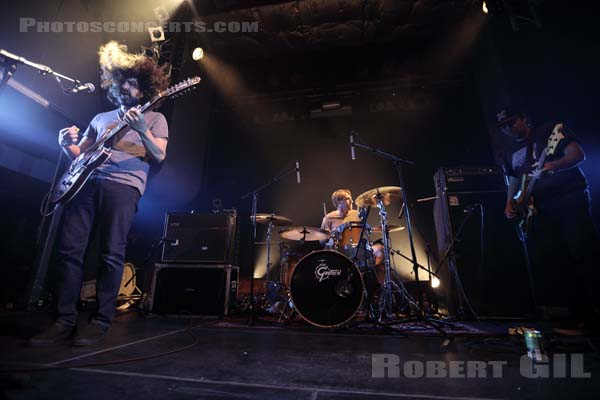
[198,75,492,279]
[0,0,598,307]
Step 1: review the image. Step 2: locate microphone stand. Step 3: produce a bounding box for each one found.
[0,48,88,94]
[1,50,91,308]
[352,132,447,335]
[240,161,299,325]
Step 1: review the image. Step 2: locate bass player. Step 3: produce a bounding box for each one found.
[497,107,598,332]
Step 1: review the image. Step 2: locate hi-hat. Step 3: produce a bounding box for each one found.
[371,225,405,233]
[355,186,403,207]
[255,213,293,226]
[280,226,330,241]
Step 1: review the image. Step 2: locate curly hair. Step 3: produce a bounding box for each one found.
[98,41,170,106]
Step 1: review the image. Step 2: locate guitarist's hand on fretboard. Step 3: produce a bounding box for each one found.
[531,160,556,179]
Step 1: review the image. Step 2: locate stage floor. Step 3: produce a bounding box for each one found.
[1,310,599,399]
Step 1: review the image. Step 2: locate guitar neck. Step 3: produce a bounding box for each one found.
[88,101,154,152]
[522,148,548,199]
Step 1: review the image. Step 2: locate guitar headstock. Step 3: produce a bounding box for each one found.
[546,123,565,156]
[156,76,202,101]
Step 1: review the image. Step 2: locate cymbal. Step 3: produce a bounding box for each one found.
[255,213,293,226]
[355,186,403,207]
[279,226,330,241]
[370,225,405,233]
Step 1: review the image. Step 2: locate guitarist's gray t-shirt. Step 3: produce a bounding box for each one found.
[82,109,168,196]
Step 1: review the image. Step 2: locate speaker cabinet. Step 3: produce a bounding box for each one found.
[161,212,237,264]
[433,167,534,317]
[145,264,239,317]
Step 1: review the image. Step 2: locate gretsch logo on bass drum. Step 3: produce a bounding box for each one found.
[314,259,342,282]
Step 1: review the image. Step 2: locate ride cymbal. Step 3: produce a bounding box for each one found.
[355,186,403,207]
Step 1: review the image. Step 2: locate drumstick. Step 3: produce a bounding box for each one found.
[322,202,331,230]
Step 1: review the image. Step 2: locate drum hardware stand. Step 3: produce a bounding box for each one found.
[351,132,447,335]
[334,206,372,300]
[387,246,447,318]
[240,161,299,325]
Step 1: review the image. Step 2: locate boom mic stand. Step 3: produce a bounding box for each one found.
[240,161,300,325]
[0,49,91,307]
[351,132,447,335]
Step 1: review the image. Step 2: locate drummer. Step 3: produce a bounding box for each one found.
[320,189,358,237]
[320,189,384,265]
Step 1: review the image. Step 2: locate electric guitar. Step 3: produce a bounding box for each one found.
[50,76,201,206]
[511,123,565,237]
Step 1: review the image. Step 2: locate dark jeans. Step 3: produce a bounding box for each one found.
[528,189,599,318]
[54,178,140,326]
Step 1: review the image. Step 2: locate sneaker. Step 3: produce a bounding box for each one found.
[71,321,109,347]
[28,322,76,347]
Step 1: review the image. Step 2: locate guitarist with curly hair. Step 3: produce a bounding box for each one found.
[498,107,599,332]
[29,42,170,346]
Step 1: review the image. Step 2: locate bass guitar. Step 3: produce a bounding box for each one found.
[511,123,565,237]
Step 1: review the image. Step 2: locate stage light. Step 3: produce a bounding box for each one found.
[431,276,441,289]
[192,47,204,61]
[482,1,489,14]
[148,26,165,42]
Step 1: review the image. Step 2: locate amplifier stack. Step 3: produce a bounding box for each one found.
[433,166,533,317]
[144,212,240,317]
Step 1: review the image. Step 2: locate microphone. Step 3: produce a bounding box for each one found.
[66,83,95,94]
[350,131,356,160]
[295,160,301,184]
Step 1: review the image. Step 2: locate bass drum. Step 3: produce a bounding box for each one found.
[290,250,364,328]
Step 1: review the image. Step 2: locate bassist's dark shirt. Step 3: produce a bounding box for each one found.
[503,121,588,204]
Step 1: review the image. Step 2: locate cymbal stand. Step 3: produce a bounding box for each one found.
[263,219,285,307]
[352,132,447,335]
[240,161,299,324]
[374,192,414,320]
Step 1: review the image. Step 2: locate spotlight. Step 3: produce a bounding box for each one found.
[431,276,441,289]
[482,1,489,14]
[192,47,204,61]
[148,26,165,42]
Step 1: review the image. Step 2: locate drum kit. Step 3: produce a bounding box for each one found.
[253,186,418,328]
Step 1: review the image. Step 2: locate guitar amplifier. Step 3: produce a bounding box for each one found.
[161,212,237,263]
[434,166,507,194]
[433,166,533,317]
[144,264,239,317]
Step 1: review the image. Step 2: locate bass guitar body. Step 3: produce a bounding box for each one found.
[511,174,535,237]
